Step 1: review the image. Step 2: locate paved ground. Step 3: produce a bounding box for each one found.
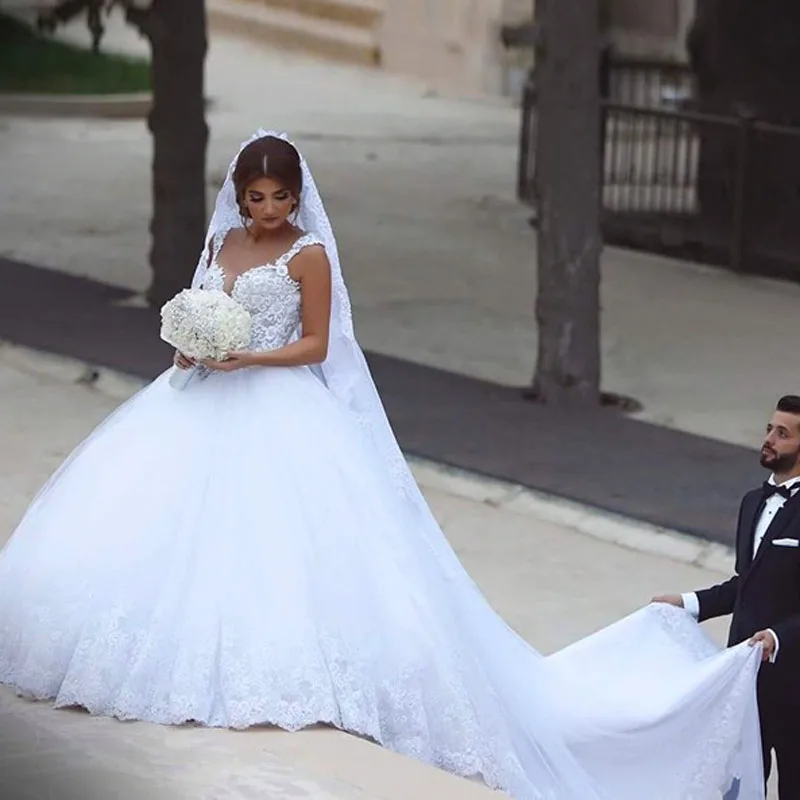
[3,342,774,799]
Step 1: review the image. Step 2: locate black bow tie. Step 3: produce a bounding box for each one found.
[763,481,795,500]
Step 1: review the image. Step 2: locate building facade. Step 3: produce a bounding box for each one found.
[378,0,697,99]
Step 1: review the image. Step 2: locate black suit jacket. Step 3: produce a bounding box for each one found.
[696,487,800,704]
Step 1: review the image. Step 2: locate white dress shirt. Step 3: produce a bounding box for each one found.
[682,474,800,663]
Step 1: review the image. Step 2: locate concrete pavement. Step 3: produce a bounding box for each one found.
[2,342,775,799]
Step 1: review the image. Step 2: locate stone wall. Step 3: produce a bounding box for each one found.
[370,0,695,100]
[378,0,509,98]
[608,0,695,60]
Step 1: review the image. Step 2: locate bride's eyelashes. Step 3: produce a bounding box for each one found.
[247,191,292,205]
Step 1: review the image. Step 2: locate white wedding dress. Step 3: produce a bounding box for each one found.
[0,131,766,799]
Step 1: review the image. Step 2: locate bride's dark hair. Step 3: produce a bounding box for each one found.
[232,136,303,219]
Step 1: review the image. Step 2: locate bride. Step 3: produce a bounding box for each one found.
[0,130,766,799]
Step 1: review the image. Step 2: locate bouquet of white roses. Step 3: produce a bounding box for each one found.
[160,288,253,390]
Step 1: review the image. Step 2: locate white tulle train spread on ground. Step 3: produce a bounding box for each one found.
[0,231,765,799]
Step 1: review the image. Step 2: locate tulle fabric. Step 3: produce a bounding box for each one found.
[0,365,764,799]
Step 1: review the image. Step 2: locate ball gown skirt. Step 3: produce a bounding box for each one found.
[0,363,765,799]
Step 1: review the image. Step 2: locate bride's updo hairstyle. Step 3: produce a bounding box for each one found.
[232,135,303,221]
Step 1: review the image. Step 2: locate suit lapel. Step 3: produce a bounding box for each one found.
[739,491,764,569]
[745,490,800,577]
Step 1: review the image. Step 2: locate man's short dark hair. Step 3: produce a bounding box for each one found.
[777,395,800,415]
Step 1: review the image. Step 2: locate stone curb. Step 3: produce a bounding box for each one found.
[0,340,735,574]
[407,458,735,573]
[0,92,152,119]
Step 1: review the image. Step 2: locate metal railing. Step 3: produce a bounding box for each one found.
[601,103,800,276]
[517,56,693,205]
[517,60,800,279]
[606,56,694,109]
[517,75,537,205]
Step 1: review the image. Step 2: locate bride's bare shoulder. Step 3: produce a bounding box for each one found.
[212,227,247,257]
[224,228,248,247]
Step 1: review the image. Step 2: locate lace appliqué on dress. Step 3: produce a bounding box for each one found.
[202,232,323,353]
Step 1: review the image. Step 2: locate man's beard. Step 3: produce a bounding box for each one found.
[760,447,800,473]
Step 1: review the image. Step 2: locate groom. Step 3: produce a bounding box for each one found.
[654,395,800,799]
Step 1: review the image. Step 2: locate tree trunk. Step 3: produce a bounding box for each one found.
[531,0,602,407]
[145,0,209,308]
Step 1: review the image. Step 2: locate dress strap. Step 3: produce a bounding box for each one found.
[279,232,325,265]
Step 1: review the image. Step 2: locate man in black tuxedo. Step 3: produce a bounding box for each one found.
[654,395,800,798]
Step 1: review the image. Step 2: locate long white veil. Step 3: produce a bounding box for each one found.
[191,129,415,499]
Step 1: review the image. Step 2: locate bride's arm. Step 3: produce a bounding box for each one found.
[203,245,331,372]
[250,244,331,367]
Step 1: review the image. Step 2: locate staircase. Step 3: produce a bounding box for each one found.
[207,0,384,67]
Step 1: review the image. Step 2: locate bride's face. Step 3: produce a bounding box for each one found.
[242,176,297,232]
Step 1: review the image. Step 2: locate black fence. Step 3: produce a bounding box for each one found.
[602,104,800,277]
[606,56,694,109]
[517,57,694,205]
[517,76,537,205]
[518,59,800,280]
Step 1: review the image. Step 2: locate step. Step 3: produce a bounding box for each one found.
[208,0,381,67]
[245,0,383,31]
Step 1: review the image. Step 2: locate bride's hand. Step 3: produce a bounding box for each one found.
[201,351,255,372]
[174,351,195,370]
